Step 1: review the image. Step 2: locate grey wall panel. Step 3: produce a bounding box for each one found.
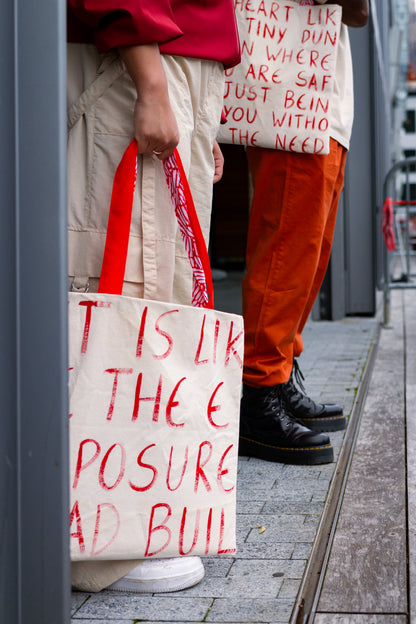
[0,0,18,621]
[322,3,393,318]
[329,192,346,320]
[0,0,71,621]
[344,22,380,316]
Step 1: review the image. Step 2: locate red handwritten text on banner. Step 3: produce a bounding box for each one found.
[217,1,342,154]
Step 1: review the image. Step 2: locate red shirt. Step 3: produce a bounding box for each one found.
[67,0,241,68]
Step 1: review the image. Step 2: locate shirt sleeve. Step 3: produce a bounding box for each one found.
[68,0,184,52]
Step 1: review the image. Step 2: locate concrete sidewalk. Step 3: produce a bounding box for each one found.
[70,272,380,624]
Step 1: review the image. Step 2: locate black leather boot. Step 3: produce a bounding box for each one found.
[279,360,347,432]
[239,383,334,465]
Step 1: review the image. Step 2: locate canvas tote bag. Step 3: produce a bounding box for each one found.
[217,0,342,154]
[68,140,244,561]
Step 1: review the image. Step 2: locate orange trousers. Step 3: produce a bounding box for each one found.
[243,138,347,388]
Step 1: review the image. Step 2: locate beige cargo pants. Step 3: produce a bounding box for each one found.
[68,43,225,591]
[67,43,224,304]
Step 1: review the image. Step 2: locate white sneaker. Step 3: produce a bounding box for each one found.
[106,557,204,593]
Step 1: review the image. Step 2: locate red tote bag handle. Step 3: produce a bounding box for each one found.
[98,139,214,309]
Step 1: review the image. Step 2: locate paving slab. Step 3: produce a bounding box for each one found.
[71,592,90,615]
[278,578,302,600]
[229,542,295,559]
[72,620,136,623]
[74,593,212,621]
[73,621,212,624]
[205,598,293,623]
[229,558,306,579]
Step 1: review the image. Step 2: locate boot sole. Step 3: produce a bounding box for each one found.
[299,414,347,432]
[238,435,334,465]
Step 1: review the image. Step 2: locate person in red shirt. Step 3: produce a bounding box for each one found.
[67,0,240,596]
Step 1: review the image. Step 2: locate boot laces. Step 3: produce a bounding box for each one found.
[292,359,307,395]
[264,386,297,426]
[263,385,281,414]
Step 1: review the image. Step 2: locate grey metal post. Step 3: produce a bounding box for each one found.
[0,0,71,621]
[0,0,19,620]
[344,22,376,316]
[314,15,381,319]
[342,3,391,317]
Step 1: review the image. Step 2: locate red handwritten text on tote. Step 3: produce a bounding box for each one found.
[68,293,243,560]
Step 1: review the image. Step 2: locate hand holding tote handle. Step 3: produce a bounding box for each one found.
[98,139,214,309]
